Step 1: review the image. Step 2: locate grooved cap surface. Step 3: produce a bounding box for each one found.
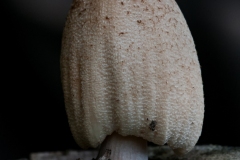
[61,0,204,155]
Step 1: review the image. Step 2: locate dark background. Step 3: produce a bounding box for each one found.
[2,0,240,159]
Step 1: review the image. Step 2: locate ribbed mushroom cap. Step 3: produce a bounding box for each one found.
[61,0,204,155]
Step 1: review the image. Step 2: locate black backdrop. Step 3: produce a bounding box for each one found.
[2,0,240,159]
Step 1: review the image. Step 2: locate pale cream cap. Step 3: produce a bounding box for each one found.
[61,0,204,155]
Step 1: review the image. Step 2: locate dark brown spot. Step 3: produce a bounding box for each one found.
[149,120,157,131]
[119,32,125,35]
[78,8,86,16]
[105,16,110,20]
[121,2,124,5]
[127,11,130,15]
[137,20,142,23]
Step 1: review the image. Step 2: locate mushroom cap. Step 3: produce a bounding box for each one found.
[61,0,204,155]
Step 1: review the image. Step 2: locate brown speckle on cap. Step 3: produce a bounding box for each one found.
[149,120,157,131]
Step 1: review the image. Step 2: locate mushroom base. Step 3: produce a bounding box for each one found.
[96,132,148,160]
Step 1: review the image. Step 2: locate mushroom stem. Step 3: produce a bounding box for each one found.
[97,132,148,160]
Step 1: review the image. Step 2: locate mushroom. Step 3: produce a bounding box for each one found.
[60,0,204,159]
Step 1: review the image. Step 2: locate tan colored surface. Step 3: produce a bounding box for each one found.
[61,0,204,155]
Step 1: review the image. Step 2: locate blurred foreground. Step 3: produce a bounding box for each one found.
[24,145,240,160]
